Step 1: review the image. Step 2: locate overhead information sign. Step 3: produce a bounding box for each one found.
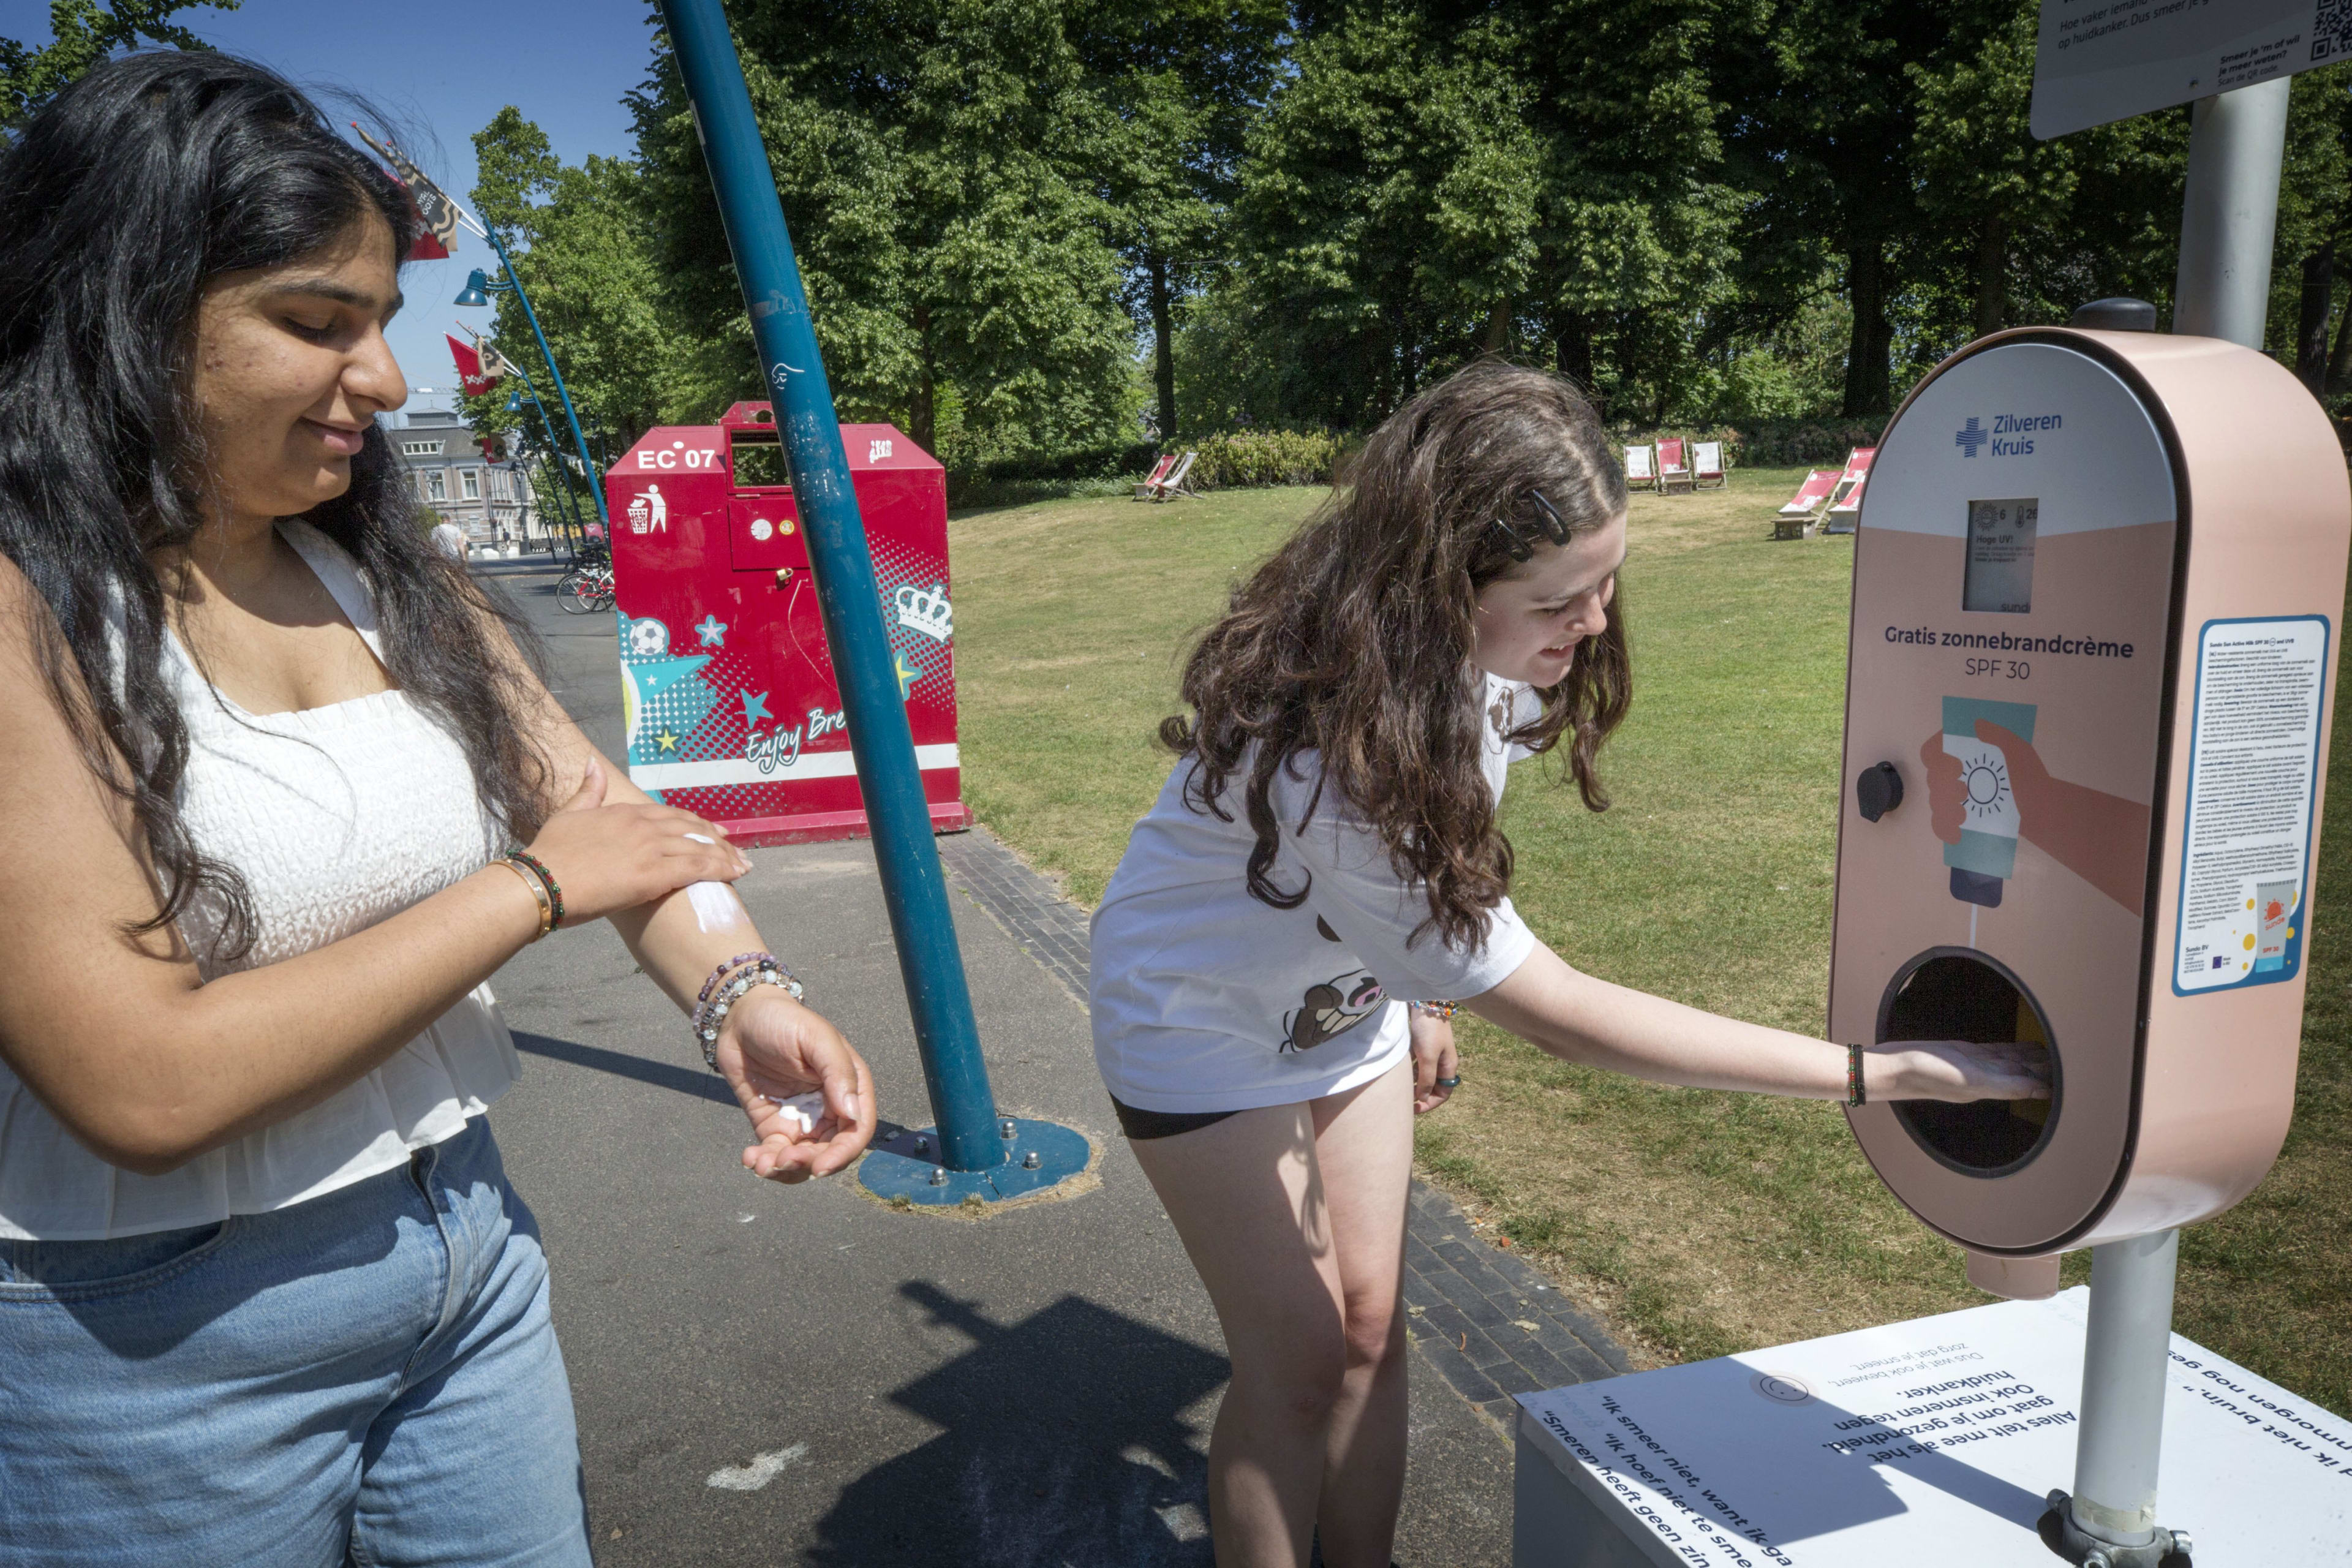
[2032,0,2345,140]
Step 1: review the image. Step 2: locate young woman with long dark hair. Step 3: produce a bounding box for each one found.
[0,52,877,1562]
[1089,361,2046,1566]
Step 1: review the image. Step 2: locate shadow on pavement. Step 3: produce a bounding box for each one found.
[806,1281,1226,1567]
[512,1030,735,1107]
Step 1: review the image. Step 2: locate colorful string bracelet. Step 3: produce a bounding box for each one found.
[1846,1042,1867,1107]
[505,850,565,929]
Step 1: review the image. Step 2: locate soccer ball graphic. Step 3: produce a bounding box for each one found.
[627,617,670,657]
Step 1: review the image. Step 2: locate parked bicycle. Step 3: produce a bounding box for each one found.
[556,559,614,614]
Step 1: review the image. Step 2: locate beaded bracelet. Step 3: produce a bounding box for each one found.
[694,960,805,1069]
[492,858,554,941]
[1409,1000,1460,1020]
[1846,1042,1867,1107]
[506,850,565,929]
[697,951,775,1011]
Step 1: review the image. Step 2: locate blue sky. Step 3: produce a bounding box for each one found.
[7,0,660,417]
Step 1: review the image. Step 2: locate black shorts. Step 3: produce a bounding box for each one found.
[1108,1095,1242,1140]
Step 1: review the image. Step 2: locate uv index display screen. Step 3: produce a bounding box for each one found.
[1964,497,2038,614]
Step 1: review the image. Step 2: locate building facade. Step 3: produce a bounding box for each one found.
[382,407,545,549]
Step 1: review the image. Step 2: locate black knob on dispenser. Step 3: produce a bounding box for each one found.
[1856,761,1903,823]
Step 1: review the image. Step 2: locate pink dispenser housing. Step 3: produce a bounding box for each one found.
[1831,328,2350,1259]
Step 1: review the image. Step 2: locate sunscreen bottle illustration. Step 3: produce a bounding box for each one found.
[1942,696,2037,908]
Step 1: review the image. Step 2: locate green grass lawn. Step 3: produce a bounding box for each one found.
[948,469,2352,1414]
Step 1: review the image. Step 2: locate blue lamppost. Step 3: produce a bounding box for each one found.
[454,234,611,537]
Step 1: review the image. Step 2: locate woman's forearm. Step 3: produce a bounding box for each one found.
[608,878,772,1022]
[79,866,545,1173]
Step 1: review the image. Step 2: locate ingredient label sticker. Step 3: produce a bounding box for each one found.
[2174,617,2331,994]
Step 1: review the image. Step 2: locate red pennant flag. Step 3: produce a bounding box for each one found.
[352,124,464,260]
[448,334,492,396]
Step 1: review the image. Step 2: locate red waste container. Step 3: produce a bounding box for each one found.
[602,401,968,845]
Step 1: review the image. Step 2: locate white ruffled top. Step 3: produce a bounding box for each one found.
[0,521,519,1239]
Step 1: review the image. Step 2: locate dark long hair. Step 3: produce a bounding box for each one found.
[1161,361,1632,948]
[0,51,552,960]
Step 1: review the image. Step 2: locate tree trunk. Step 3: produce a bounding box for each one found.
[1842,238,1893,418]
[2330,278,2352,393]
[1553,307,1596,398]
[2297,242,2335,394]
[1148,252,1177,444]
[1974,214,2007,339]
[910,303,936,455]
[1482,298,1511,354]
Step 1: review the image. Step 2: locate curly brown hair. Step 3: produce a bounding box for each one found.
[1159,361,1632,949]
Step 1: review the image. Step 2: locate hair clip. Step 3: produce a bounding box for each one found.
[1487,488,1572,560]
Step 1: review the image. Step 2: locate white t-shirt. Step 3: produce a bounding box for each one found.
[1090,674,1544,1113]
[429,521,467,560]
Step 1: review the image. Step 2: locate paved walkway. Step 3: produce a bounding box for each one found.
[481,567,1629,1563]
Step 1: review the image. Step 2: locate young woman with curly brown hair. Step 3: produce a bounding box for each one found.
[1088,361,2045,1567]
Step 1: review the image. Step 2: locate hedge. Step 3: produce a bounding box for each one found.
[1607,418,1884,470]
[1188,428,1346,490]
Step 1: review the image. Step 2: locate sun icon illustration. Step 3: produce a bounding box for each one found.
[1963,756,2011,818]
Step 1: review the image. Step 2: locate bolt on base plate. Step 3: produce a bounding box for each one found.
[856,1116,1091,1206]
[2039,1491,2192,1568]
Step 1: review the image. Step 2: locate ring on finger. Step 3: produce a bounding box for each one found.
[1434,1074,1462,1090]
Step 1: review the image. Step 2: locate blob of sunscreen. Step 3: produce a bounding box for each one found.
[680,833,747,933]
[685,880,744,933]
[770,1090,827,1137]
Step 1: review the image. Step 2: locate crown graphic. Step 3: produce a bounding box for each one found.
[894,582,953,643]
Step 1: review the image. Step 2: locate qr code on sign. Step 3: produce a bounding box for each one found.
[2317,0,2352,63]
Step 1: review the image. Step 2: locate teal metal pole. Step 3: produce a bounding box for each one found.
[657,0,1001,1172]
[507,367,584,552]
[481,224,612,535]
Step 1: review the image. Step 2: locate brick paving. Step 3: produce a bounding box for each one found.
[935,823,1632,1433]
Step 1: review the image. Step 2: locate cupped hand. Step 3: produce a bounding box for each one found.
[522,756,750,926]
[1873,1039,2051,1102]
[713,983,877,1182]
[1409,1010,1458,1114]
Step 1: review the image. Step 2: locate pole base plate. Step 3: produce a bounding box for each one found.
[2038,1491,2192,1568]
[856,1117,1091,1207]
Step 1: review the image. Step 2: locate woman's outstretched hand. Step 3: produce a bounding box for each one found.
[712,984,878,1183]
[1868,1040,2051,1102]
[521,756,750,926]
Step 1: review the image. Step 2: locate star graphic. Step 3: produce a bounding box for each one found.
[894,654,920,700]
[742,690,772,726]
[695,614,728,648]
[657,730,679,753]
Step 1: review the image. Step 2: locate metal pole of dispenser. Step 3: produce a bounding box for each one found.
[2174,79,2290,349]
[2070,1231,2181,1551]
[655,0,1003,1174]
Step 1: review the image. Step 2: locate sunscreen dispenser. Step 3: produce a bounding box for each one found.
[1830,326,2350,1263]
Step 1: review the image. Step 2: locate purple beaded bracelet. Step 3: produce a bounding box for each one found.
[697,952,775,1011]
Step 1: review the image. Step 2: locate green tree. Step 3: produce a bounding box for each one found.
[1065,0,1287,442]
[1,0,237,129]
[633,0,1142,469]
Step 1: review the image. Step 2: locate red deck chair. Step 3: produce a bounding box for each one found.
[1820,447,1878,533]
[1657,437,1695,494]
[1774,469,1838,539]
[1132,453,1177,500]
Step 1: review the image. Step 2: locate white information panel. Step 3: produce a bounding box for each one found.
[1517,1289,2352,1567]
[2173,616,2330,994]
[2032,1,2341,141]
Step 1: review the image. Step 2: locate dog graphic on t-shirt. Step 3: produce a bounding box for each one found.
[1282,914,1387,1052]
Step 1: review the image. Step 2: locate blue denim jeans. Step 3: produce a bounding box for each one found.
[0,1118,591,1566]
